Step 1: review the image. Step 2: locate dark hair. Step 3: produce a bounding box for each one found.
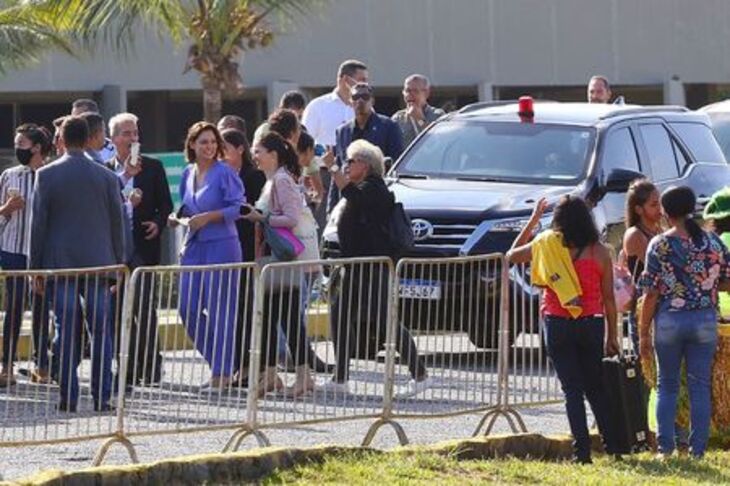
[280,91,306,111]
[661,186,704,245]
[710,217,730,235]
[16,123,52,156]
[61,116,89,148]
[551,195,600,248]
[625,178,658,228]
[259,132,301,179]
[72,98,99,114]
[79,112,105,138]
[268,109,299,141]
[338,59,367,79]
[185,121,224,163]
[297,131,314,153]
[218,115,247,133]
[221,128,253,167]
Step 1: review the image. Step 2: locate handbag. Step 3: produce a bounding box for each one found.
[261,221,304,262]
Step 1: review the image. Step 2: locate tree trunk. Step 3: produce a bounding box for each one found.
[202,80,222,123]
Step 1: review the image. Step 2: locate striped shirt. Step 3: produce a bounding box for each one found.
[0,165,36,257]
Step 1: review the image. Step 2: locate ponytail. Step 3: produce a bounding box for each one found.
[685,217,705,246]
[661,186,706,246]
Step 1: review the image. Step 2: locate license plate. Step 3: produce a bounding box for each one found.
[399,279,442,300]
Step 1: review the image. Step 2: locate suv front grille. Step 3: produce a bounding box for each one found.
[414,223,478,251]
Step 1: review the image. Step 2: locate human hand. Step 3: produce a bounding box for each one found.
[129,188,143,208]
[605,337,621,357]
[188,213,210,232]
[32,276,45,296]
[123,155,142,178]
[241,204,265,222]
[321,147,335,169]
[3,194,25,214]
[528,197,549,226]
[141,221,160,240]
[406,103,425,122]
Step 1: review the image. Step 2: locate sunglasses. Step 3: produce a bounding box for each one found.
[351,93,372,102]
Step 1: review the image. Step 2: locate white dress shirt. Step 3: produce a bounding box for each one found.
[301,90,354,147]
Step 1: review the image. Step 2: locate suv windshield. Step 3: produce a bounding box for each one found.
[395,120,596,184]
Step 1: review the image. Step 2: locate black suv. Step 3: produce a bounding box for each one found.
[323,101,730,348]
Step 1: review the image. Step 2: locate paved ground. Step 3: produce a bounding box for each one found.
[0,333,577,482]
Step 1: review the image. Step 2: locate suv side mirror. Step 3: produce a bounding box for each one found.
[383,157,394,173]
[604,168,644,193]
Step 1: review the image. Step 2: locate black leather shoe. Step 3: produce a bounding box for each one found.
[56,402,77,413]
[94,402,115,412]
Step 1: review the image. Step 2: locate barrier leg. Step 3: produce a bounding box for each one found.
[223,425,271,453]
[472,406,528,437]
[362,418,409,447]
[92,434,139,466]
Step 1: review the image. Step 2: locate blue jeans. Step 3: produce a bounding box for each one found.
[1,251,50,371]
[52,277,114,408]
[544,315,615,460]
[654,307,717,457]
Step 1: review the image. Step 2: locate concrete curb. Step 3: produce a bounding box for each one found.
[3,433,605,485]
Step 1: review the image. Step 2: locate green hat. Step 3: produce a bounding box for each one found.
[703,187,730,221]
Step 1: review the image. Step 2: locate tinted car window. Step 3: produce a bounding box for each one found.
[640,124,680,181]
[670,122,726,163]
[397,121,595,184]
[602,127,640,173]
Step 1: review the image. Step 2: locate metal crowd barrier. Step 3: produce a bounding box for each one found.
[502,263,561,420]
[0,265,128,463]
[240,257,395,451]
[108,262,263,462]
[368,253,519,444]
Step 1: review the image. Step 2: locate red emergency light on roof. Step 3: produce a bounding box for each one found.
[518,96,535,122]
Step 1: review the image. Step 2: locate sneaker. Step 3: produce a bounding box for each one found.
[398,376,433,398]
[318,379,349,395]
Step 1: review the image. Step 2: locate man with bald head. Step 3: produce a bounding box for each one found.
[392,74,445,147]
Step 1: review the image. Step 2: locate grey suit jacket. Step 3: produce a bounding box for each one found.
[30,150,125,269]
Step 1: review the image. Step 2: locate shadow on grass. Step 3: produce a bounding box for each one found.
[615,455,730,483]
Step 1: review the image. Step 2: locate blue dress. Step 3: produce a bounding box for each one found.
[178,161,245,377]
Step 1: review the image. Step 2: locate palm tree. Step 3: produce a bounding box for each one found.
[0,1,75,74]
[26,0,321,121]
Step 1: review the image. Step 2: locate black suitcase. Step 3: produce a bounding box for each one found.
[602,355,650,454]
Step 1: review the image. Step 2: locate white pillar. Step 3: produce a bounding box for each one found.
[478,82,495,102]
[101,84,127,121]
[267,81,301,115]
[663,77,686,106]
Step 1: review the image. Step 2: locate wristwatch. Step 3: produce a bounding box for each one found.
[329,164,340,174]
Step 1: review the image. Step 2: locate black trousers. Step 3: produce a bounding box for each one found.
[330,265,426,382]
[259,288,308,368]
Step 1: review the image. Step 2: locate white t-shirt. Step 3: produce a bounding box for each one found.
[301,90,354,147]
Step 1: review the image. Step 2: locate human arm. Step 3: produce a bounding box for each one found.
[505,198,548,264]
[247,173,300,228]
[189,165,244,231]
[599,244,620,356]
[107,176,126,264]
[29,173,47,269]
[321,146,349,192]
[639,290,659,361]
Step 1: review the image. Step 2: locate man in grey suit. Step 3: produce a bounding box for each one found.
[30,116,125,412]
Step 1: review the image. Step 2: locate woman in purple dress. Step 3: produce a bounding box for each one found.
[171,122,245,389]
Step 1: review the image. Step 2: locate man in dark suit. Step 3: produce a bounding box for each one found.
[326,83,404,214]
[30,116,125,412]
[108,113,173,386]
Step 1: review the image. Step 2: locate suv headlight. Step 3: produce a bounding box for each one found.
[491,215,552,233]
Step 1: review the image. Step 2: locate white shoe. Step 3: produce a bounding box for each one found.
[318,378,349,395]
[398,376,433,398]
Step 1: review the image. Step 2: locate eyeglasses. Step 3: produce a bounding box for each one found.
[351,93,372,102]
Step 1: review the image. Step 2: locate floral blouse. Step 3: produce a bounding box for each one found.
[639,231,730,312]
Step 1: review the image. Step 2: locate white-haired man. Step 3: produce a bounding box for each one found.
[108,112,173,386]
[391,74,445,147]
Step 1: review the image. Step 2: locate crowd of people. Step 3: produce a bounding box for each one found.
[0,58,727,464]
[0,59,444,408]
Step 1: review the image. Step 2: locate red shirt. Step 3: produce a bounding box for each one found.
[542,249,604,318]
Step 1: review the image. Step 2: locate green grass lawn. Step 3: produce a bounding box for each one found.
[262,450,730,485]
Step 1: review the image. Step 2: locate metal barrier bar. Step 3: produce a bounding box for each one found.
[115,262,262,460]
[378,254,518,443]
[245,257,395,449]
[0,266,129,459]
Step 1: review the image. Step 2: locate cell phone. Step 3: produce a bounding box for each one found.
[129,142,140,167]
[314,144,326,157]
[240,205,252,216]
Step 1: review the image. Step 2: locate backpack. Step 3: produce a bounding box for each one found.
[385,200,414,256]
